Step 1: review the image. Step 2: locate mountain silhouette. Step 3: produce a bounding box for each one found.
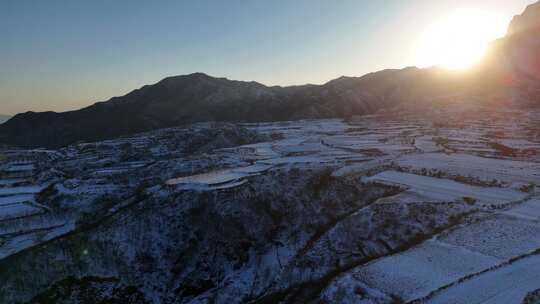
[1,1,539,148]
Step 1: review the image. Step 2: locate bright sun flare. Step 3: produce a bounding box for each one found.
[417,12,508,70]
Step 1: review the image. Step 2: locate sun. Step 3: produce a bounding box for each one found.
[416,12,508,70]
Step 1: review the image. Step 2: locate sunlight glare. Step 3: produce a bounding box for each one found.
[417,12,508,70]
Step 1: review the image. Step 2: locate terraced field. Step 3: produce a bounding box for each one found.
[2,105,540,303]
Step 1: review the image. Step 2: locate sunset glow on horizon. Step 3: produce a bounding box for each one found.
[416,11,509,70]
[0,0,535,115]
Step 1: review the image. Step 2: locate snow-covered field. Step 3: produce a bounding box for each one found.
[438,214,540,260]
[352,240,501,301]
[504,198,540,221]
[0,203,43,221]
[3,105,540,303]
[364,171,526,206]
[424,254,540,304]
[166,164,273,190]
[395,153,540,187]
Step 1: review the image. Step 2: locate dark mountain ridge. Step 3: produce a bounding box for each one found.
[0,69,442,148]
[2,1,540,148]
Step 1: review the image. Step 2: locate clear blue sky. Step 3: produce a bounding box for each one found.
[0,0,534,115]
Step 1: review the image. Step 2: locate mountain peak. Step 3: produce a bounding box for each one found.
[507,1,540,36]
[158,72,216,84]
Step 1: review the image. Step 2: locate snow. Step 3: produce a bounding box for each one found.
[0,186,43,196]
[5,106,540,302]
[92,168,128,175]
[323,135,413,154]
[0,194,34,206]
[166,164,272,189]
[209,179,249,190]
[353,240,501,301]
[231,164,273,174]
[438,214,540,260]
[0,178,26,186]
[319,272,393,304]
[247,119,349,136]
[425,254,540,304]
[166,170,245,186]
[3,164,34,172]
[395,153,540,186]
[415,136,441,152]
[499,139,540,150]
[364,171,526,205]
[259,155,336,165]
[331,158,390,177]
[273,140,329,154]
[504,198,540,221]
[0,203,43,220]
[0,221,75,259]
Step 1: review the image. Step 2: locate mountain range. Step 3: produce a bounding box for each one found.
[1,1,539,149]
[3,2,540,303]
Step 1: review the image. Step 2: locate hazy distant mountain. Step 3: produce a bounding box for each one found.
[0,69,465,148]
[1,1,539,149]
[508,1,540,36]
[484,0,540,105]
[0,115,10,124]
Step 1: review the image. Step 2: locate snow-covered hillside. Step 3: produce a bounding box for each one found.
[2,103,540,303]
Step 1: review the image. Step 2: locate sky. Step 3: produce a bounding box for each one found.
[0,0,535,115]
